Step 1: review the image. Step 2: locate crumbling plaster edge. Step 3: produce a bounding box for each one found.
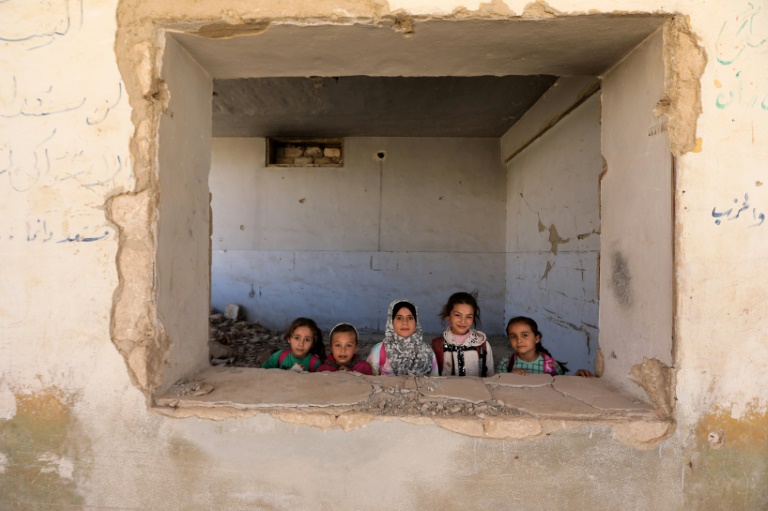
[151,403,674,449]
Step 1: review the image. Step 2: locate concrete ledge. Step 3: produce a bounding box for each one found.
[153,367,673,448]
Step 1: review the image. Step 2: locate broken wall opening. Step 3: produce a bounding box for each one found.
[113,13,692,415]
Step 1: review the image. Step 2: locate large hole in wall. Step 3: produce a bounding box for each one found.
[147,14,678,412]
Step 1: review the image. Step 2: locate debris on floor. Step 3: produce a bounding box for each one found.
[208,305,384,368]
[167,380,215,397]
[209,307,281,367]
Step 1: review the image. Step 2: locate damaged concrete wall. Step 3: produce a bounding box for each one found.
[0,1,767,510]
[155,36,213,390]
[600,28,674,400]
[209,137,506,333]
[503,88,601,374]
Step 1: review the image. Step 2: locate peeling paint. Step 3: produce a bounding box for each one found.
[541,259,554,280]
[547,223,570,255]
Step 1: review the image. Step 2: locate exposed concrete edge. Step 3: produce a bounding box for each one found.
[663,15,704,427]
[501,76,601,163]
[153,403,674,448]
[659,15,707,157]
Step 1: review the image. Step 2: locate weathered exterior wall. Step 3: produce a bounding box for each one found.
[0,1,767,510]
[504,90,601,374]
[209,137,506,333]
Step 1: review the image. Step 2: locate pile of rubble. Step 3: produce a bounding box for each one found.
[359,379,521,418]
[208,304,383,368]
[208,305,284,367]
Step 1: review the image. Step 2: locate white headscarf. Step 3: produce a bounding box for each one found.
[383,299,434,375]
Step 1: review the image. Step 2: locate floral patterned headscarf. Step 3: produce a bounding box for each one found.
[383,299,434,375]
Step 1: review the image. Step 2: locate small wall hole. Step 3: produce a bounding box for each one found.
[376,151,386,160]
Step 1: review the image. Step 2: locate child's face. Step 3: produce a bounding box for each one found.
[331,331,357,367]
[288,326,315,359]
[393,307,417,337]
[447,303,474,336]
[507,322,540,361]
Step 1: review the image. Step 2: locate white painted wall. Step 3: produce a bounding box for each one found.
[209,137,507,333]
[504,92,602,374]
[600,29,674,398]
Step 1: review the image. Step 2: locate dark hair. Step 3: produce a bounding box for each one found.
[284,317,325,359]
[330,323,358,344]
[439,291,481,328]
[506,316,569,373]
[392,301,417,321]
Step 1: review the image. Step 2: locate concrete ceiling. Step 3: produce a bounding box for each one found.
[172,15,667,137]
[212,75,558,137]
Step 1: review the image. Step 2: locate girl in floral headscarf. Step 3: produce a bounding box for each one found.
[367,299,438,376]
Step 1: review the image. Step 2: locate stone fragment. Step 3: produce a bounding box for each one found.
[293,157,314,165]
[284,146,303,158]
[304,146,322,157]
[324,147,341,158]
[419,376,491,403]
[313,157,332,165]
[224,304,241,320]
[167,380,215,397]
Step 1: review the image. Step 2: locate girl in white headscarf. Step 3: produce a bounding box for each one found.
[367,299,438,376]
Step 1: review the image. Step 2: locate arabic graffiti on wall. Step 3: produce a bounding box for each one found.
[0,218,111,244]
[0,1,129,248]
[712,193,765,227]
[714,2,768,111]
[0,0,83,50]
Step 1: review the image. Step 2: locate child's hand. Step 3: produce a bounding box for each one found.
[574,369,595,378]
[290,363,305,373]
[511,368,528,375]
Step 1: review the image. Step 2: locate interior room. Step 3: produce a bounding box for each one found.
[155,15,673,403]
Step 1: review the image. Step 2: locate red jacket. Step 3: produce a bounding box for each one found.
[317,354,373,375]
